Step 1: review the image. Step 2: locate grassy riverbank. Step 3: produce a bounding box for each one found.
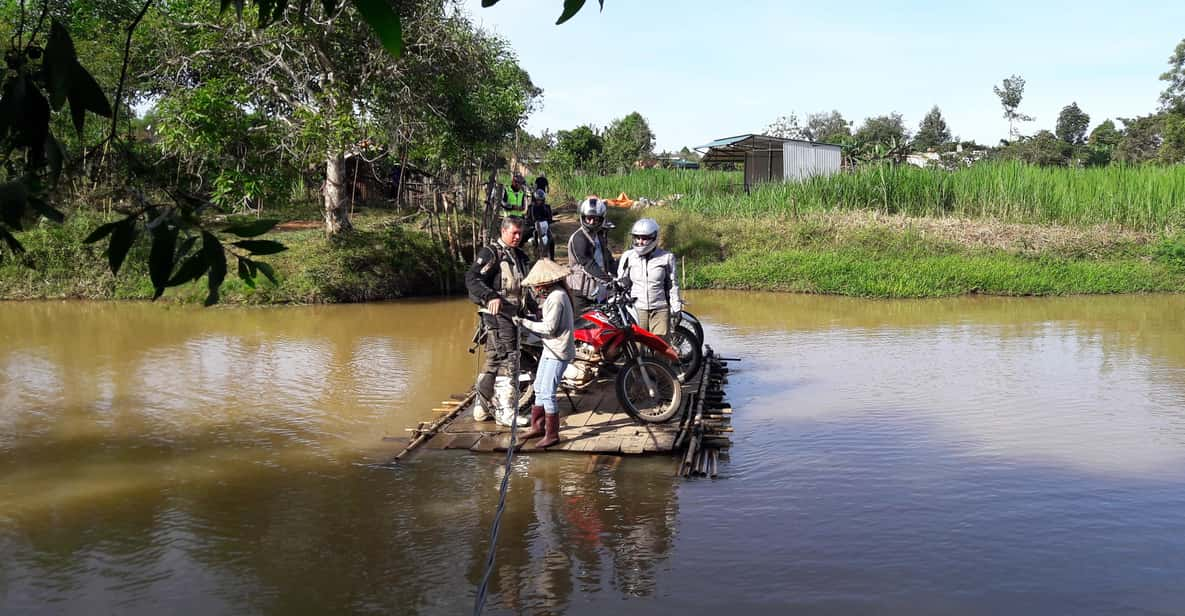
[0,210,462,304]
[6,162,1185,303]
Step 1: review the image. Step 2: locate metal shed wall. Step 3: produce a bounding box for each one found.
[783,141,841,181]
[744,149,784,186]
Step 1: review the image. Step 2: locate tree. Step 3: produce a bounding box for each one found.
[912,105,952,151]
[1160,38,1185,112]
[998,130,1071,166]
[802,110,851,144]
[1160,113,1185,164]
[855,113,908,147]
[602,112,655,173]
[552,125,603,173]
[139,1,539,235]
[1085,119,1121,166]
[1114,114,1165,164]
[677,146,700,161]
[1055,102,1090,145]
[994,74,1034,138]
[764,114,804,139]
[1088,119,1122,148]
[0,0,588,303]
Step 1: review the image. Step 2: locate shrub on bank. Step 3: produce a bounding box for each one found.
[0,213,461,303]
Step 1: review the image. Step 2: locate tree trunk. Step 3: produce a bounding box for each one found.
[324,152,353,236]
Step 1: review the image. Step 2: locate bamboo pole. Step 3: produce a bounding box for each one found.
[392,390,477,463]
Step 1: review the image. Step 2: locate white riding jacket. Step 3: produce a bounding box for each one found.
[616,248,682,312]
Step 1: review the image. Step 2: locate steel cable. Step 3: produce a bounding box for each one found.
[473,320,522,616]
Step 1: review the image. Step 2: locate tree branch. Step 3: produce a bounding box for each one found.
[107,0,155,146]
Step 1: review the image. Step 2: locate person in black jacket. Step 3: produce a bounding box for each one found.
[526,188,555,260]
[465,216,531,417]
[566,196,616,317]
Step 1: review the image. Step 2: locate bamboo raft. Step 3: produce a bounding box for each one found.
[391,347,735,477]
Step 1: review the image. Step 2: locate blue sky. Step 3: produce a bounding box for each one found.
[462,0,1185,152]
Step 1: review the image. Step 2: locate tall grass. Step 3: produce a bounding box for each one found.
[552,169,742,202]
[556,163,1185,231]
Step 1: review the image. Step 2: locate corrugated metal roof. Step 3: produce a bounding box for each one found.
[697,133,843,151]
[696,134,753,149]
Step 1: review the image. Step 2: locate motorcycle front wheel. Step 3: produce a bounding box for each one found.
[615,358,683,423]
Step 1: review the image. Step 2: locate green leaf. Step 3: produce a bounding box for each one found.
[0,76,28,140]
[352,0,402,57]
[107,218,137,275]
[219,0,233,14]
[0,182,29,231]
[149,225,179,299]
[232,239,287,255]
[176,234,198,259]
[43,21,76,111]
[202,231,227,306]
[46,133,63,187]
[68,90,87,134]
[255,261,278,286]
[257,0,274,26]
[19,77,50,157]
[84,221,119,243]
[27,197,64,223]
[0,226,25,256]
[223,218,280,237]
[70,63,112,118]
[556,0,587,24]
[166,252,209,287]
[237,256,256,288]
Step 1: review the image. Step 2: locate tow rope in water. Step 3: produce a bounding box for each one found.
[473,322,522,616]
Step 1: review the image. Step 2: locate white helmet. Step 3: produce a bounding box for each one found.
[579,197,606,232]
[630,218,659,256]
[534,188,546,202]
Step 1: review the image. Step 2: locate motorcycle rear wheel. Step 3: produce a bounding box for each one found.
[667,324,703,382]
[615,358,683,423]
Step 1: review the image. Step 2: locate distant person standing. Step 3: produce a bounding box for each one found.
[616,218,682,337]
[526,189,555,260]
[534,173,549,196]
[566,196,615,317]
[501,172,528,217]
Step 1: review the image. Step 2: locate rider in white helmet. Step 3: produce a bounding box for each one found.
[616,218,682,336]
[566,196,615,316]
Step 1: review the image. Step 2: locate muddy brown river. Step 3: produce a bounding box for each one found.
[3,293,1185,614]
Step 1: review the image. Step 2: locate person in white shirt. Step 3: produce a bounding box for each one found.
[513,259,575,448]
[616,218,682,337]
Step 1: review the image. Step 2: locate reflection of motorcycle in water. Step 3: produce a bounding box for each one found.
[520,287,684,423]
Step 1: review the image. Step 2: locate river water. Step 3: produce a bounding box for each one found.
[2,293,1185,615]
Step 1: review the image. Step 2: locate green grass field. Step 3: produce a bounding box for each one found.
[556,162,1185,232]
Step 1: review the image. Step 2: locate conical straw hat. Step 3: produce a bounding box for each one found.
[522,258,570,287]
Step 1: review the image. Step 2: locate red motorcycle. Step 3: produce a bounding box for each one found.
[520,286,685,423]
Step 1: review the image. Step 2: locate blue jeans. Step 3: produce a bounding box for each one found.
[533,356,568,416]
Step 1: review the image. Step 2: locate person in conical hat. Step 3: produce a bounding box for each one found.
[513,259,575,448]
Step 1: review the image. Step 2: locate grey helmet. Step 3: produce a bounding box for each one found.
[534,188,546,202]
[630,218,660,256]
[579,197,606,232]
